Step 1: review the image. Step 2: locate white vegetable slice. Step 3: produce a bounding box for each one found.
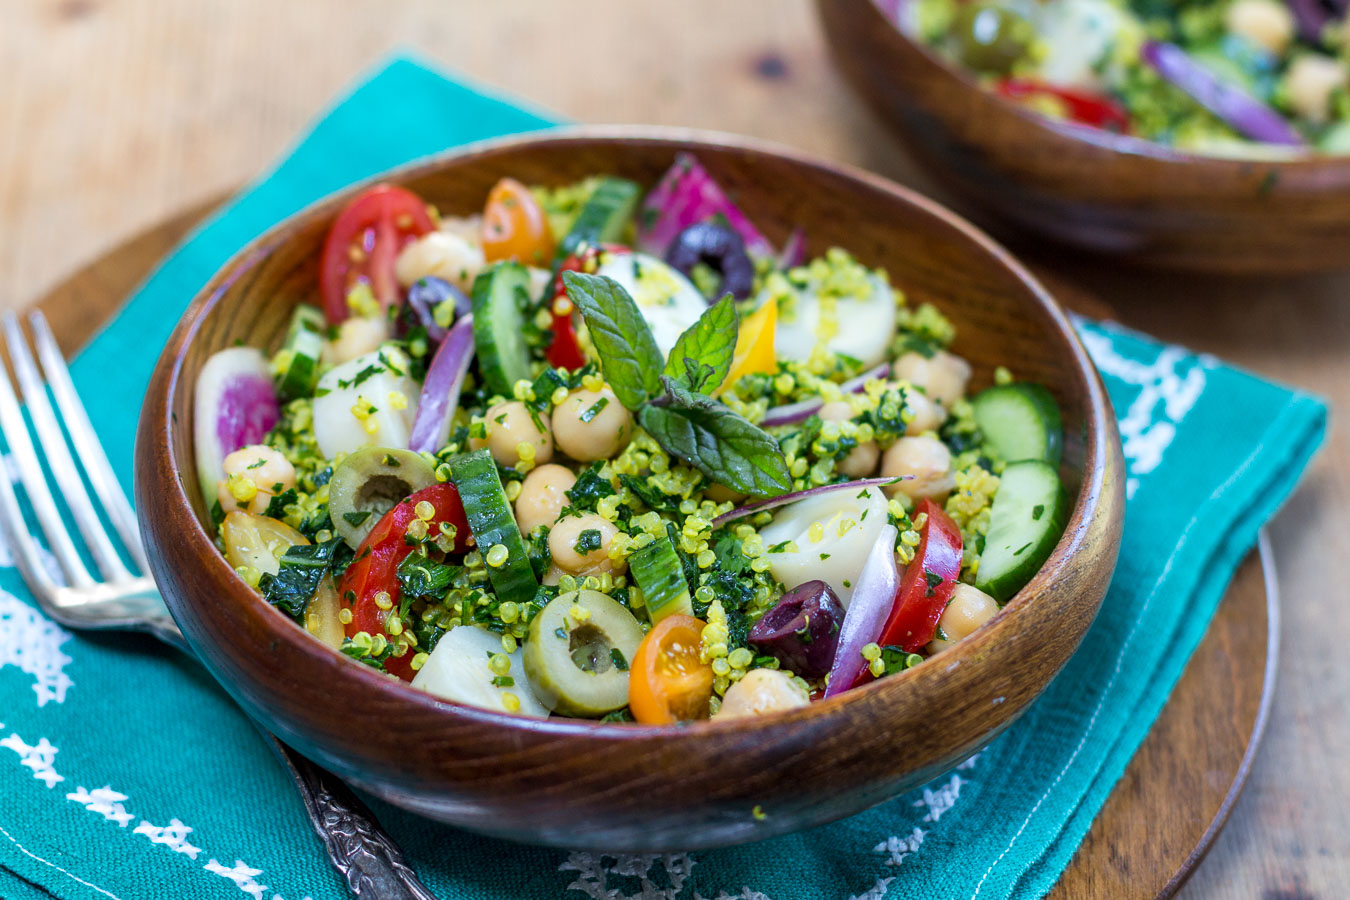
[757,486,890,608]
[595,251,708,356]
[768,272,897,369]
[312,347,420,459]
[194,347,279,507]
[411,625,549,718]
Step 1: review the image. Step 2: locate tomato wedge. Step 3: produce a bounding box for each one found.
[628,614,714,724]
[337,482,469,680]
[481,177,555,266]
[877,499,964,652]
[319,185,436,324]
[995,78,1132,133]
[546,244,630,370]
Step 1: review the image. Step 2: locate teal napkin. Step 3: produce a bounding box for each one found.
[0,56,1326,900]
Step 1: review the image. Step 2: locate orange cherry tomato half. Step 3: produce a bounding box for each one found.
[628,614,715,724]
[319,184,436,324]
[481,177,555,266]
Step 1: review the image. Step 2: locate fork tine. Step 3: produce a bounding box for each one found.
[0,438,62,604]
[28,310,148,572]
[0,329,91,588]
[3,315,133,582]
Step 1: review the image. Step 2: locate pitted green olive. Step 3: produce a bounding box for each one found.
[328,447,437,547]
[953,4,1033,74]
[523,589,645,717]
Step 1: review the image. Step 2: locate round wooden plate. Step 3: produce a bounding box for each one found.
[29,197,1278,899]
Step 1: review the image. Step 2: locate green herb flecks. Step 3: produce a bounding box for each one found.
[260,537,352,621]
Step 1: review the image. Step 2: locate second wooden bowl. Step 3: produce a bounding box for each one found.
[817,0,1350,273]
[135,127,1124,851]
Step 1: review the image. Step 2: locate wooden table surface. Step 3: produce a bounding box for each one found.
[3,1,1345,897]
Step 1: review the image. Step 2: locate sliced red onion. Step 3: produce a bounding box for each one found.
[408,314,475,453]
[194,347,280,506]
[405,276,469,343]
[824,524,900,698]
[637,153,773,258]
[712,476,902,527]
[777,228,806,270]
[1141,40,1305,146]
[761,363,891,427]
[1286,0,1348,44]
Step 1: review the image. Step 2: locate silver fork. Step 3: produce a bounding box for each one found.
[0,309,436,900]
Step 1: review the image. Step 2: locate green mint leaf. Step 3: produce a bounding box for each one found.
[638,379,791,497]
[562,271,664,409]
[662,293,738,394]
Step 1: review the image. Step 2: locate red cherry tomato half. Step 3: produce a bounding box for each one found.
[876,499,964,653]
[546,245,630,370]
[995,78,1132,133]
[337,482,468,681]
[319,184,436,324]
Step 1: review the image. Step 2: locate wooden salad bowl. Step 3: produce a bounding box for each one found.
[135,127,1125,851]
[817,0,1350,273]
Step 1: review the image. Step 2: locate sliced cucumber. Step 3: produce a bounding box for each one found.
[470,262,533,397]
[972,382,1063,464]
[556,176,640,261]
[284,303,326,343]
[449,449,538,606]
[976,460,1068,603]
[628,535,693,623]
[275,304,326,400]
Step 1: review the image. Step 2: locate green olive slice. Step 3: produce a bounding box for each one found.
[524,589,645,716]
[329,447,437,548]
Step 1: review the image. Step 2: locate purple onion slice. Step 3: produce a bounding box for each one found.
[711,476,903,527]
[824,524,900,698]
[1141,40,1305,146]
[408,314,475,453]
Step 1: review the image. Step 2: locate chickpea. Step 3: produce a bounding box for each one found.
[880,436,955,501]
[514,464,577,535]
[893,350,971,410]
[819,401,879,478]
[216,445,296,515]
[552,387,633,462]
[714,669,810,720]
[1226,0,1294,55]
[469,401,553,468]
[903,390,946,436]
[322,316,390,367]
[394,230,484,292]
[927,583,1000,654]
[547,513,626,577]
[1285,54,1346,124]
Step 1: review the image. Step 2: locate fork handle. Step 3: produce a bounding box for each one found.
[152,618,437,899]
[268,738,438,900]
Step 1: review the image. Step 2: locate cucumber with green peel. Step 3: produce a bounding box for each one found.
[470,262,534,397]
[975,460,1068,603]
[628,535,694,623]
[449,449,538,607]
[556,177,641,261]
[275,304,326,400]
[971,382,1063,465]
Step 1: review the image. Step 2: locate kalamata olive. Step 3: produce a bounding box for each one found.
[405,276,471,342]
[664,222,756,299]
[748,580,845,678]
[953,4,1032,74]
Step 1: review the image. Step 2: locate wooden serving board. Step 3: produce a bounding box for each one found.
[31,199,1277,900]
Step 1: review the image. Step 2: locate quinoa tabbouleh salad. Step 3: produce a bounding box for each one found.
[195,154,1068,723]
[885,0,1350,154]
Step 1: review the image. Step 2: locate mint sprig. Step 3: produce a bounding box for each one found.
[663,293,737,394]
[641,379,792,497]
[563,272,789,497]
[561,271,664,408]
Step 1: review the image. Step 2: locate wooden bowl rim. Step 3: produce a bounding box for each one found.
[857,0,1350,173]
[147,124,1119,742]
